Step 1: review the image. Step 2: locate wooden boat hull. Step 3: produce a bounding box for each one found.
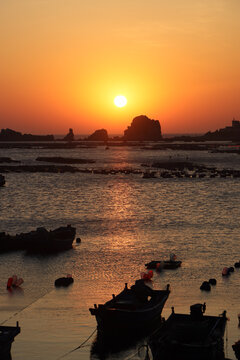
[145,260,182,269]
[90,285,170,336]
[0,324,20,360]
[149,310,227,360]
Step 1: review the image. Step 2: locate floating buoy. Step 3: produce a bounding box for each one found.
[209,278,217,285]
[200,281,211,291]
[15,278,24,287]
[141,270,153,281]
[222,267,229,276]
[7,277,13,289]
[7,275,24,289]
[12,275,18,286]
[55,276,74,287]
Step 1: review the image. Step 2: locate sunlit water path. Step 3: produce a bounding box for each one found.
[1,146,240,359]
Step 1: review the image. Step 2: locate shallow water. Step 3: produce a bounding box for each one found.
[0,146,240,359]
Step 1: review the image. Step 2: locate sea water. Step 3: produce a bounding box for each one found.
[0,145,240,359]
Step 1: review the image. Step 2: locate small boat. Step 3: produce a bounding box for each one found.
[89,280,170,337]
[0,174,5,187]
[149,303,227,360]
[145,260,182,270]
[0,322,20,360]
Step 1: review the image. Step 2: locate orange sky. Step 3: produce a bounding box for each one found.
[1,0,240,135]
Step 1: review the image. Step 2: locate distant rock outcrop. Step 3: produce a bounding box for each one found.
[0,128,54,141]
[203,119,240,141]
[123,115,162,141]
[63,128,74,142]
[87,129,108,141]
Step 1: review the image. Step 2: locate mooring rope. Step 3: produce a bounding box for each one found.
[55,327,97,360]
[0,289,53,325]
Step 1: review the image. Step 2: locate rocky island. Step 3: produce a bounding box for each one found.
[123,115,162,141]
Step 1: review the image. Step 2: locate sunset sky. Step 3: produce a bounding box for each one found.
[1,0,240,135]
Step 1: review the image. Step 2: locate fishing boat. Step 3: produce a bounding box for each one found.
[145,260,182,270]
[89,280,170,336]
[146,253,182,270]
[149,303,227,360]
[0,322,20,360]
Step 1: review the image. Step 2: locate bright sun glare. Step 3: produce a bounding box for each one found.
[114,95,127,108]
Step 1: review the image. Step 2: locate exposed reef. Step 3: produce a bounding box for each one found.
[123,115,162,141]
[36,157,95,164]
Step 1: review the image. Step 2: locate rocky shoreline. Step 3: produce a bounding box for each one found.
[0,225,76,253]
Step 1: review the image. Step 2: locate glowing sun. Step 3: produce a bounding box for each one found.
[114,95,127,108]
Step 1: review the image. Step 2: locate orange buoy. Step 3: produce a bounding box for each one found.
[7,277,13,289]
[15,278,24,287]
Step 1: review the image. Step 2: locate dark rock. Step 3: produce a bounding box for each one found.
[55,276,74,287]
[0,165,79,173]
[63,128,74,142]
[123,115,162,141]
[0,225,76,253]
[87,129,108,141]
[36,157,95,164]
[209,278,217,285]
[203,118,240,141]
[200,281,211,291]
[234,262,240,268]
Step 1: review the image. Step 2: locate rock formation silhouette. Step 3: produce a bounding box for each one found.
[63,128,74,141]
[87,129,108,141]
[123,115,162,141]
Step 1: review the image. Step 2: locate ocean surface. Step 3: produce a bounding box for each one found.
[1,144,240,360]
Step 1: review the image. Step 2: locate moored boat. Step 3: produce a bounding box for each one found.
[145,260,182,269]
[0,322,20,360]
[146,253,182,270]
[89,280,170,337]
[149,303,227,360]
